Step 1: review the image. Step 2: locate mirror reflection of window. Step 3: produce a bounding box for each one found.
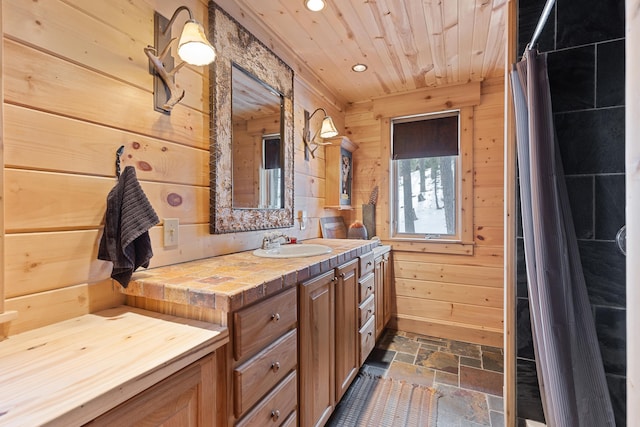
[230,63,284,209]
[260,135,282,209]
[263,135,281,169]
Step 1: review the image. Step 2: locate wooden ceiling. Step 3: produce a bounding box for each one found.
[229,0,508,104]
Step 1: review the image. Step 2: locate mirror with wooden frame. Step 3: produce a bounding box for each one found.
[209,2,294,234]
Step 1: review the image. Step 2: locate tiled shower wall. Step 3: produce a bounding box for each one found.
[516,0,626,425]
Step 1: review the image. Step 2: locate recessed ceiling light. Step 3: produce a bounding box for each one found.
[305,0,326,12]
[352,63,368,72]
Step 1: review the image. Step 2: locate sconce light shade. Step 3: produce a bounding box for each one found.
[178,20,216,66]
[303,107,339,159]
[320,116,338,138]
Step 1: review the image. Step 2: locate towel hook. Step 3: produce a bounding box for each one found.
[115,145,125,178]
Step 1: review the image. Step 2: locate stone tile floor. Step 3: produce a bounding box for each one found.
[360,329,505,427]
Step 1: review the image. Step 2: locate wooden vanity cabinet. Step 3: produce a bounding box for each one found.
[298,270,335,427]
[359,293,375,329]
[374,254,384,339]
[298,258,359,427]
[358,251,376,364]
[372,248,394,340]
[334,259,359,402]
[231,287,298,426]
[87,352,220,427]
[379,250,393,332]
[360,251,375,277]
[235,371,297,427]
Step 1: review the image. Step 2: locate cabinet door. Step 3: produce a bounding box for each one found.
[298,270,335,427]
[324,137,358,208]
[334,258,359,401]
[87,353,217,427]
[382,253,392,327]
[374,256,384,339]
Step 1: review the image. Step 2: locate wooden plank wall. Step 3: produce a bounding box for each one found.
[1,0,343,335]
[232,115,282,208]
[1,0,504,346]
[231,122,261,208]
[344,77,505,347]
[0,2,11,339]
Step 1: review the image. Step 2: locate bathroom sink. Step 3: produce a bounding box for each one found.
[253,244,332,258]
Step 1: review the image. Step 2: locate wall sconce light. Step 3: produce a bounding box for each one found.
[144,6,215,113]
[303,107,339,160]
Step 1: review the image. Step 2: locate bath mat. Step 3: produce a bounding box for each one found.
[327,371,440,427]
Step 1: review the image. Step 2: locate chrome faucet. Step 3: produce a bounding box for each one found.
[261,232,290,249]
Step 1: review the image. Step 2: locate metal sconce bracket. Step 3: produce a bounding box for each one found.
[144,11,188,114]
[145,6,214,113]
[303,108,336,160]
[153,12,175,114]
[303,109,311,161]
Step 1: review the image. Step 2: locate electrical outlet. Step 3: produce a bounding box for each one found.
[163,218,179,247]
[298,210,308,230]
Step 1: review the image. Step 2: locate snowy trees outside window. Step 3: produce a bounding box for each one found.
[391,111,459,240]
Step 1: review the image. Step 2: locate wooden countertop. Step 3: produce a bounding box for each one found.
[123,238,380,312]
[373,244,391,256]
[0,306,228,427]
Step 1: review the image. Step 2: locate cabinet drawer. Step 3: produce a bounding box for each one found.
[359,251,375,277]
[358,294,375,328]
[359,316,376,365]
[359,272,374,303]
[236,371,297,427]
[281,411,297,427]
[234,287,297,360]
[234,329,297,418]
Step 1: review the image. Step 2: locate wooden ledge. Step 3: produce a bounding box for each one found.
[0,306,228,426]
[386,240,475,256]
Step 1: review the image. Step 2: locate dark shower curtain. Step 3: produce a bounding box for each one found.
[510,49,615,426]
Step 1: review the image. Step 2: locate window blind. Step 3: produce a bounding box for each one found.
[392,114,458,160]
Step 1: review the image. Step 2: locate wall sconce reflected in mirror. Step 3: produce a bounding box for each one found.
[303,107,338,160]
[144,6,215,113]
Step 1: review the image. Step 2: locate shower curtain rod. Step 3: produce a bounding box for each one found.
[523,0,556,56]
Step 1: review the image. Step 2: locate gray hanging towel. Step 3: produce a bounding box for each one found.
[98,166,159,287]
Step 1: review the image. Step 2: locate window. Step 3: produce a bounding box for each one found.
[260,134,282,209]
[391,111,466,242]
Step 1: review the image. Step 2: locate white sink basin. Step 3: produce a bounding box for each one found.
[253,244,332,258]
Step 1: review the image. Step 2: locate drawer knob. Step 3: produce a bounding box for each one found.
[271,361,281,372]
[271,409,281,421]
[271,313,280,322]
[367,261,372,267]
[367,285,373,291]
